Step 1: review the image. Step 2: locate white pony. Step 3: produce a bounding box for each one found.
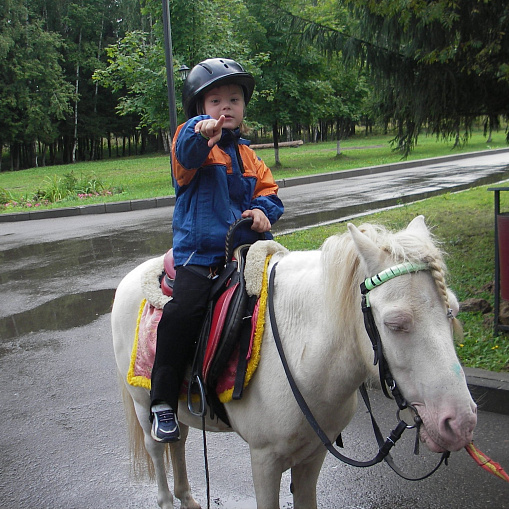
[111,216,477,509]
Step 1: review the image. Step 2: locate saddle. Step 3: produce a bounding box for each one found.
[160,218,263,424]
[160,245,255,397]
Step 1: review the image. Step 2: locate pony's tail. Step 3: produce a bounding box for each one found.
[118,371,168,480]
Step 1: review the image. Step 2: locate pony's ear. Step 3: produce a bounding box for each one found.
[406,215,429,236]
[347,223,385,273]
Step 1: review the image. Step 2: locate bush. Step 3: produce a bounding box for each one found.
[0,187,11,205]
[1,171,119,210]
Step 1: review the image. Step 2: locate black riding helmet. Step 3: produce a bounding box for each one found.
[182,58,255,119]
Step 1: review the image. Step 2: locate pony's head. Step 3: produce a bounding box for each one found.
[322,215,477,453]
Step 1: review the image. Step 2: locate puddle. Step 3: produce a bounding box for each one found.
[0,288,115,343]
[0,230,172,286]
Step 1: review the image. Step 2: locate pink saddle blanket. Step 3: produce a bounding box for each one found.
[127,265,269,403]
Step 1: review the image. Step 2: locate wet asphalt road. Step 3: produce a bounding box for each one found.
[1,152,509,508]
[274,150,509,232]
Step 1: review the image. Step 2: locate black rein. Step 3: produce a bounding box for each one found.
[267,261,449,481]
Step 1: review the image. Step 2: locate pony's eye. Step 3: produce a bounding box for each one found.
[385,322,410,332]
[383,310,414,333]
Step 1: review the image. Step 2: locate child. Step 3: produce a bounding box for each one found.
[150,58,284,442]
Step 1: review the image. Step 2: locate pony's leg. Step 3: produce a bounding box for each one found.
[134,399,175,509]
[143,434,175,509]
[290,451,326,509]
[250,448,283,509]
[133,403,199,509]
[169,424,201,509]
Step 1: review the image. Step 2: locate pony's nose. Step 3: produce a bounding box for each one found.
[439,407,477,451]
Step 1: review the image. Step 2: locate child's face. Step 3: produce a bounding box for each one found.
[202,84,245,130]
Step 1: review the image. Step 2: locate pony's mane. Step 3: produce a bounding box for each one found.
[320,222,452,321]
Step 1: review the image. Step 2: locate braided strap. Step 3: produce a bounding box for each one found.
[361,262,428,295]
[224,217,254,263]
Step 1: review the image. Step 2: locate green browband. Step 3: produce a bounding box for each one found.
[361,261,429,299]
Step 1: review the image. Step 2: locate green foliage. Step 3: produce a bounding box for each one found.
[1,171,115,209]
[2,0,509,172]
[94,0,270,132]
[291,0,509,155]
[0,1,73,149]
[0,0,145,169]
[0,187,12,205]
[35,171,112,203]
[94,30,171,132]
[36,175,70,203]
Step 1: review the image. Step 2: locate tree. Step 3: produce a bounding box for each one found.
[0,0,73,170]
[285,0,509,154]
[244,0,368,164]
[53,0,127,163]
[95,0,268,150]
[93,30,173,148]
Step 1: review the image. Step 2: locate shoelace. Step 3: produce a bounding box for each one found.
[157,410,176,423]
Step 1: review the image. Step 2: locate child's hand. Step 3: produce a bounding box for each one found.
[242,209,271,233]
[195,115,225,147]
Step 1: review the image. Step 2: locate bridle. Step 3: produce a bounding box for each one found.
[268,260,451,480]
[361,261,429,407]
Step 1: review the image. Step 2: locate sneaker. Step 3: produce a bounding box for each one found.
[150,404,181,443]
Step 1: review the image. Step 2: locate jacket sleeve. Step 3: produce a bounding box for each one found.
[241,146,284,225]
[252,193,284,226]
[174,115,213,170]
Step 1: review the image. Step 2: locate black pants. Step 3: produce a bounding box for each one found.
[150,265,214,412]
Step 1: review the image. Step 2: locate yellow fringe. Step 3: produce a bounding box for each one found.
[127,299,152,390]
[218,255,272,403]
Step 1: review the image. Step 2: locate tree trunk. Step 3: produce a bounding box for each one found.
[72,28,82,164]
[91,16,105,161]
[272,122,281,167]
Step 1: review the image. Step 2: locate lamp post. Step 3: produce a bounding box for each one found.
[161,0,178,140]
[178,64,190,81]
[161,2,189,187]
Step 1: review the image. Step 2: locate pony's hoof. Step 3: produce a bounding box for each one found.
[180,495,201,509]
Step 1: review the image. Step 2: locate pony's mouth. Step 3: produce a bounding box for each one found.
[411,403,448,453]
[412,401,476,453]
[418,426,447,453]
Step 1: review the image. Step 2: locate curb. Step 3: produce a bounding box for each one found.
[465,368,509,416]
[2,147,509,223]
[275,147,509,188]
[0,195,176,223]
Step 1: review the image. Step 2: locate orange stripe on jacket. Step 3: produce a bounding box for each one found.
[172,124,279,197]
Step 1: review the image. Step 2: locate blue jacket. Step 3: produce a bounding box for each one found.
[171,115,284,267]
